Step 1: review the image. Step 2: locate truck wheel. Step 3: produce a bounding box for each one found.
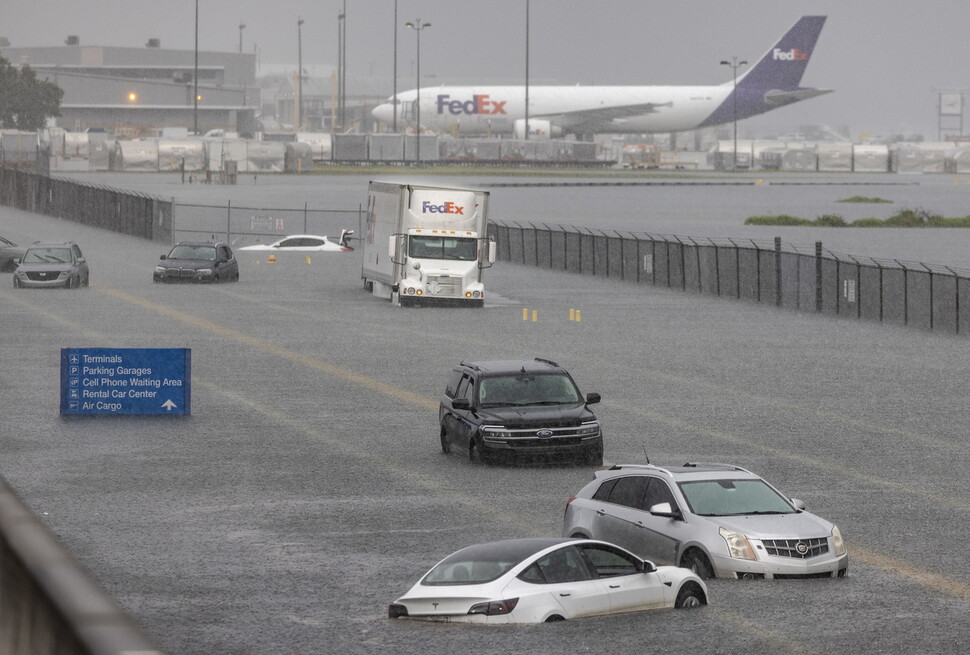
[440,427,451,454]
[469,440,492,465]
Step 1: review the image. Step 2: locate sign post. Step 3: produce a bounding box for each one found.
[60,348,191,416]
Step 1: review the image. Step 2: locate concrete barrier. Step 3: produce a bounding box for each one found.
[0,476,162,655]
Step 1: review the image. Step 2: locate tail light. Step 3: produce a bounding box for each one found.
[468,598,519,616]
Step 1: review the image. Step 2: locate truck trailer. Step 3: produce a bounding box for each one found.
[362,182,495,307]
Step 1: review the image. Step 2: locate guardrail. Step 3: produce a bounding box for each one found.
[489,220,970,335]
[0,476,162,655]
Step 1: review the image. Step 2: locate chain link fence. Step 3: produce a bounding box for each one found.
[172,201,363,249]
[489,220,970,335]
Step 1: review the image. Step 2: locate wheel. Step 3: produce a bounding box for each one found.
[674,581,706,609]
[67,275,77,289]
[583,449,603,467]
[439,426,451,454]
[681,549,714,579]
[469,440,492,465]
[82,273,89,287]
[544,615,565,623]
[13,277,21,288]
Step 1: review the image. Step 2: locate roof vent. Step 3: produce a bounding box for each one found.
[146,38,160,48]
[65,35,79,46]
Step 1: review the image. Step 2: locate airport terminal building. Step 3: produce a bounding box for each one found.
[1,39,259,136]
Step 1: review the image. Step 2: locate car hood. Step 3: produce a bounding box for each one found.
[159,258,214,269]
[707,511,833,539]
[476,403,595,427]
[17,262,75,273]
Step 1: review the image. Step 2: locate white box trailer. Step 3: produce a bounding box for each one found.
[362,181,495,307]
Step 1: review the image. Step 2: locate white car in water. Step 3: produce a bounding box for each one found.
[238,230,354,252]
[563,463,849,580]
[388,537,707,624]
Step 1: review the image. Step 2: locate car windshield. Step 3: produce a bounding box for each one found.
[23,247,72,264]
[478,373,581,407]
[408,235,477,261]
[169,245,216,260]
[678,479,796,516]
[422,540,555,586]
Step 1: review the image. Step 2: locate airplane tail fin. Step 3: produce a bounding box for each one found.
[736,16,826,91]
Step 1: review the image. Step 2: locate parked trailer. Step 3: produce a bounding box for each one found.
[362,181,495,307]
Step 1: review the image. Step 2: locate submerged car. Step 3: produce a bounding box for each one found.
[238,230,354,252]
[154,241,239,283]
[13,241,89,289]
[0,235,27,272]
[388,538,707,624]
[563,463,849,580]
[439,358,602,466]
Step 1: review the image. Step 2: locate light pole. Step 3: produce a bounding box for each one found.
[238,22,245,53]
[720,56,747,171]
[392,0,398,132]
[524,0,530,141]
[193,0,199,135]
[337,7,345,132]
[297,17,304,131]
[405,19,431,163]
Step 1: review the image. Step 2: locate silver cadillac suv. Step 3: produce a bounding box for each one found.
[563,463,848,579]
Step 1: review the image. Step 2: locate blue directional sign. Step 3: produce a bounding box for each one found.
[60,348,191,416]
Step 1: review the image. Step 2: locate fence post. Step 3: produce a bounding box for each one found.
[775,236,782,306]
[815,241,823,312]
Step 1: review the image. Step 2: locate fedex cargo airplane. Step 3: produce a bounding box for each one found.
[372,16,829,138]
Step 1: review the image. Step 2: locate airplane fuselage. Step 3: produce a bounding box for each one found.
[384,85,734,136]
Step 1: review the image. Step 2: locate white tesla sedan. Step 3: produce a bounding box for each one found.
[238,230,354,252]
[388,537,707,624]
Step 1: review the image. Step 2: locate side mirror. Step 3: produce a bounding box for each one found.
[160,254,167,260]
[586,392,601,405]
[388,235,397,258]
[452,398,471,411]
[790,498,806,511]
[641,560,657,574]
[487,240,496,264]
[649,502,681,519]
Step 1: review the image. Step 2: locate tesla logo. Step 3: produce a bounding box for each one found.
[432,602,439,609]
[536,429,554,438]
[773,47,808,61]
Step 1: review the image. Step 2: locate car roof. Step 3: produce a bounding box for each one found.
[27,241,77,248]
[173,241,226,247]
[595,462,762,482]
[457,357,567,376]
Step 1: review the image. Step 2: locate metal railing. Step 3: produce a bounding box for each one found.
[0,476,162,655]
[488,220,970,335]
[0,165,172,242]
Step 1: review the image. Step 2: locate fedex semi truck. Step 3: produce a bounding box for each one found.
[362,181,495,307]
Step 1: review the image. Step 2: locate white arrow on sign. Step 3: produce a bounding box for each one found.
[161,400,178,411]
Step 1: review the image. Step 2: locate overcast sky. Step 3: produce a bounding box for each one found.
[4,0,969,139]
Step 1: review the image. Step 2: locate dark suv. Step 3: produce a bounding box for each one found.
[153,241,239,283]
[439,358,602,466]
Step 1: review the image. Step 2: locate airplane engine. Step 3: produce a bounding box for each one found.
[514,119,557,140]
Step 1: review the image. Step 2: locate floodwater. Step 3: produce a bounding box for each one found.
[59,170,970,269]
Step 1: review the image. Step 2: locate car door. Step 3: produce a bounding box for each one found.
[627,476,685,566]
[578,543,667,613]
[443,373,476,451]
[589,476,651,555]
[533,545,611,618]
